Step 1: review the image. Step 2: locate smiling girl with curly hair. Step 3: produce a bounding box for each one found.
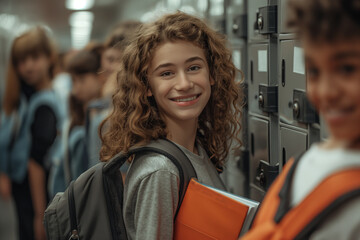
[100,11,243,239]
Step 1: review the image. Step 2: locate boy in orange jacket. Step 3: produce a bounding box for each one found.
[241,0,360,239]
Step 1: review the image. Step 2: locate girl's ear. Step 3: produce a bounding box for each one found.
[210,77,215,86]
[147,88,153,97]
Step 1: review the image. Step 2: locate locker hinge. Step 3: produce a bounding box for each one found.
[258,85,278,113]
[256,5,277,34]
[232,14,247,38]
[293,90,319,123]
[255,160,279,190]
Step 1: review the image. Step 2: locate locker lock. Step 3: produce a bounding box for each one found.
[232,14,247,38]
[293,101,300,118]
[257,5,277,34]
[255,160,279,190]
[257,15,264,30]
[258,85,278,113]
[258,93,264,107]
[293,90,319,123]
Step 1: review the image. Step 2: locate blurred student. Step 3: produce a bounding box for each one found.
[52,50,77,117]
[49,43,104,195]
[101,20,142,97]
[0,26,63,240]
[241,0,360,239]
[85,21,142,169]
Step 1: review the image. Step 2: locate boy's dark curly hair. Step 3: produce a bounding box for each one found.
[287,0,360,42]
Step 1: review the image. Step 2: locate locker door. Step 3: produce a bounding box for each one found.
[247,0,268,41]
[209,0,226,34]
[280,127,307,168]
[232,46,247,82]
[225,147,249,197]
[279,40,318,126]
[279,40,306,127]
[248,43,270,116]
[227,0,247,39]
[279,0,291,34]
[248,116,270,201]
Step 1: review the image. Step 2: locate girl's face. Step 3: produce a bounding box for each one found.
[147,41,213,125]
[17,53,51,87]
[71,73,102,104]
[305,39,360,146]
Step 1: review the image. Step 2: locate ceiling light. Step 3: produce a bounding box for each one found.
[66,0,95,10]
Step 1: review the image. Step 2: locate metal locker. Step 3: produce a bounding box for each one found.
[247,0,268,42]
[280,127,307,169]
[232,44,247,82]
[225,147,249,197]
[227,0,247,39]
[278,0,292,34]
[248,43,278,116]
[248,116,276,202]
[209,0,226,34]
[279,40,318,127]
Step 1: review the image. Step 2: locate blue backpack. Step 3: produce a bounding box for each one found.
[0,90,64,183]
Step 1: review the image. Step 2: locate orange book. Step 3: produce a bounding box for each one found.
[174,179,259,240]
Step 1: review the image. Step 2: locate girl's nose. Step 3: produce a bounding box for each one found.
[175,71,193,91]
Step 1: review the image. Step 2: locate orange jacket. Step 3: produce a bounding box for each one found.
[241,155,360,240]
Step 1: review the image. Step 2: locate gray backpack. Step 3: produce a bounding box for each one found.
[44,139,197,240]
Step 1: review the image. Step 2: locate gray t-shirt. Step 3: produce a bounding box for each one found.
[123,141,226,240]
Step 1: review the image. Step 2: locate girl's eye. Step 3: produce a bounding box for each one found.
[160,71,173,77]
[188,65,201,72]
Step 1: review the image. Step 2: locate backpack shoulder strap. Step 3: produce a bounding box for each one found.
[99,139,197,240]
[244,153,360,240]
[250,154,300,228]
[103,138,197,215]
[279,167,360,239]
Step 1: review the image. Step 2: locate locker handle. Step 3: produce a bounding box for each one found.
[281,59,285,87]
[251,133,255,156]
[282,147,286,167]
[250,60,254,83]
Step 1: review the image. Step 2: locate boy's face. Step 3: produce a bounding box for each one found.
[304,38,360,145]
[17,53,51,87]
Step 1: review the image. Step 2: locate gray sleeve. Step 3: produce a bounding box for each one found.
[132,170,179,240]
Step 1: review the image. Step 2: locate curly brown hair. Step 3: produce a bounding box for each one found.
[100,12,243,169]
[287,0,360,42]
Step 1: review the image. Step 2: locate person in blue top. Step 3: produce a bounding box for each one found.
[0,26,63,240]
[49,43,105,196]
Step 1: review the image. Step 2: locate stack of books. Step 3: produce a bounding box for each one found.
[174,179,259,240]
